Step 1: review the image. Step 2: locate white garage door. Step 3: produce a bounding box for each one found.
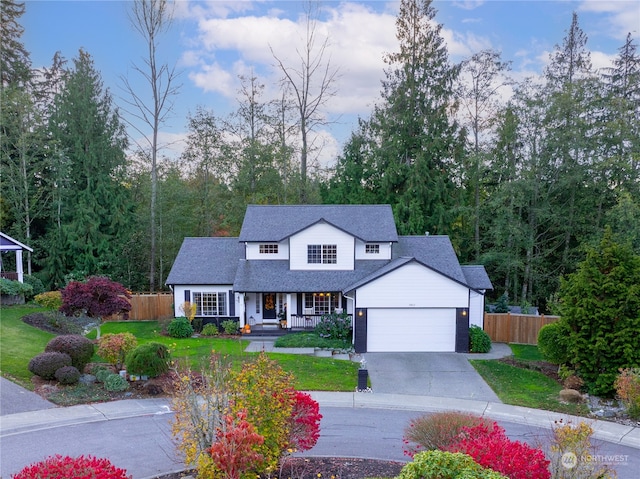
[366,308,456,352]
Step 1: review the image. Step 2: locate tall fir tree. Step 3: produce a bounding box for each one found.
[43,49,132,287]
[367,0,461,235]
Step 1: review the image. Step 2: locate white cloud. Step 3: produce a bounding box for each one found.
[189,62,236,96]
[579,0,640,40]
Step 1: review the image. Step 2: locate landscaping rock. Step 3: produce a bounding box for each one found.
[79,374,96,385]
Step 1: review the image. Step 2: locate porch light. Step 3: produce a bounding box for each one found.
[357,310,364,317]
[461,310,467,316]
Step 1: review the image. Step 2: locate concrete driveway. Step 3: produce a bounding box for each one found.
[362,347,509,402]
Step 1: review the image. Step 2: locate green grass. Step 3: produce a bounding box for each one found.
[274,331,353,351]
[0,305,55,388]
[470,359,589,416]
[0,307,358,393]
[509,344,544,361]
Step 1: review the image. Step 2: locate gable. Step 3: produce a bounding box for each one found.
[355,261,469,308]
[238,204,398,243]
[289,222,354,270]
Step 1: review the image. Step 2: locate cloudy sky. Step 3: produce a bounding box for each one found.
[22,1,640,166]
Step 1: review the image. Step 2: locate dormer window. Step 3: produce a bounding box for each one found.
[259,244,278,254]
[365,244,380,254]
[308,244,337,264]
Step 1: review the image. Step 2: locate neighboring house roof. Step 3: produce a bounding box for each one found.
[238,204,399,243]
[461,265,494,291]
[0,232,33,252]
[165,237,243,285]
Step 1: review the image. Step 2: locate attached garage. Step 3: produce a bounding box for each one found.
[366,308,457,352]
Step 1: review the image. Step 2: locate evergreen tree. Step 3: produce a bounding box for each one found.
[368,0,461,235]
[0,0,30,86]
[43,49,132,287]
[559,229,640,396]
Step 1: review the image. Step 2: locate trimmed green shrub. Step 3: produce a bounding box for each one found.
[104,373,129,392]
[167,316,194,339]
[537,322,570,365]
[94,367,113,383]
[28,352,72,380]
[24,275,45,300]
[34,291,63,310]
[0,277,33,296]
[397,450,508,479]
[314,313,352,341]
[469,325,491,353]
[125,342,170,378]
[55,366,81,385]
[201,323,220,336]
[221,319,238,334]
[45,335,94,371]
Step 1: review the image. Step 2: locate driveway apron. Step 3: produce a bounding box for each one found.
[362,352,502,403]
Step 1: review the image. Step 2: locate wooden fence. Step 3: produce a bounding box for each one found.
[483,313,559,345]
[106,293,174,321]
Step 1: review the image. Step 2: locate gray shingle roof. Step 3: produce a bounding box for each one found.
[461,265,494,290]
[393,236,467,283]
[165,237,243,285]
[238,204,398,242]
[166,208,493,293]
[233,260,389,292]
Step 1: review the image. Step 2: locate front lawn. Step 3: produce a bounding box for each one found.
[470,344,590,416]
[0,305,54,387]
[0,306,359,393]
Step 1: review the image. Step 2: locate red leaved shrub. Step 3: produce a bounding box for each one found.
[445,422,550,479]
[60,276,131,319]
[209,410,264,479]
[288,391,322,451]
[12,454,131,479]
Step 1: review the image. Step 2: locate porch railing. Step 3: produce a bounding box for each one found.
[288,314,352,330]
[0,272,19,281]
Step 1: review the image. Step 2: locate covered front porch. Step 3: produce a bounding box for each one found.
[240,291,352,331]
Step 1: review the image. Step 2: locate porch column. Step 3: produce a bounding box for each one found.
[237,293,246,327]
[286,293,292,329]
[16,250,24,283]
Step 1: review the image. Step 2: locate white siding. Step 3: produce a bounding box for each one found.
[245,241,289,260]
[356,263,469,308]
[173,285,234,317]
[354,240,392,260]
[289,222,354,270]
[367,308,456,352]
[468,290,485,328]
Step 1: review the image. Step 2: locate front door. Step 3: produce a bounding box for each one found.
[262,292,277,319]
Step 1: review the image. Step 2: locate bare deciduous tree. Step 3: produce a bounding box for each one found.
[271,1,338,203]
[121,0,180,291]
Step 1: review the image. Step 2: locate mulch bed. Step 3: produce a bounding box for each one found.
[159,457,407,479]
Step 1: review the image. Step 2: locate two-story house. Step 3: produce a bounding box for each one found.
[165,204,492,353]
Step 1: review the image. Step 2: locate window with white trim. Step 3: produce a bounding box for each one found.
[193,292,227,316]
[259,244,278,254]
[304,293,340,315]
[307,244,337,264]
[365,244,380,254]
